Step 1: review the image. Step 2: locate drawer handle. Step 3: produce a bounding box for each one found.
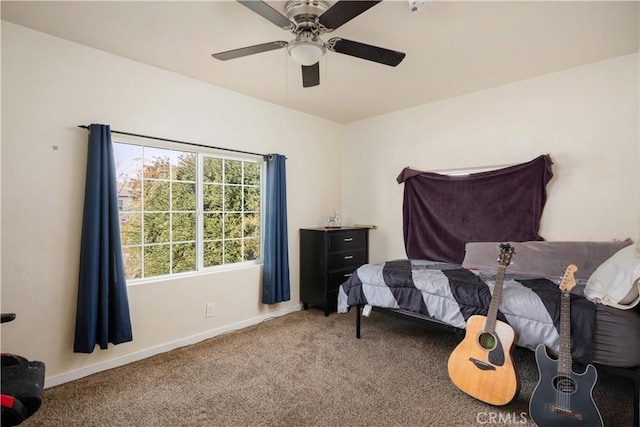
[344,255,354,260]
[343,237,353,242]
[344,273,353,278]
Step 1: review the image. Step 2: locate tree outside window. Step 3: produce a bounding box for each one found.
[114,142,262,281]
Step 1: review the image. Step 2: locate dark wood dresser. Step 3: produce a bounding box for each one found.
[299,227,369,316]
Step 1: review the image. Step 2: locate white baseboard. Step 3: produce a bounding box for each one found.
[45,304,302,388]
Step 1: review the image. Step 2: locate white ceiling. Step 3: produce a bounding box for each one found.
[2,1,638,124]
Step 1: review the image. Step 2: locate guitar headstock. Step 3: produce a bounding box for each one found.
[497,243,515,267]
[559,264,578,293]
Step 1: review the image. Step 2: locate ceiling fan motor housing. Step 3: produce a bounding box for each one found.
[285,0,330,32]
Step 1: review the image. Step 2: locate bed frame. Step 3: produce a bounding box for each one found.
[355,305,640,427]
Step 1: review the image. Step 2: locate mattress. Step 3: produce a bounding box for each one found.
[592,304,640,367]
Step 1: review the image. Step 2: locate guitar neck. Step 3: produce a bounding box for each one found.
[484,265,506,334]
[558,290,572,375]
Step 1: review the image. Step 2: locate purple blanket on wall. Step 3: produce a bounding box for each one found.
[396,155,554,264]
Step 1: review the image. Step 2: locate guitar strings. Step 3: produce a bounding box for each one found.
[557,293,572,412]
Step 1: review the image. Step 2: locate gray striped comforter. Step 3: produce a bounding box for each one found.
[337,259,596,364]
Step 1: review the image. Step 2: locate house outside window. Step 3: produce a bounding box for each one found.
[114,141,263,282]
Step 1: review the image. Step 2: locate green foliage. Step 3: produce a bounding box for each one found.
[117,144,261,280]
[173,182,196,211]
[244,162,261,185]
[225,159,242,184]
[173,152,196,181]
[225,186,242,211]
[172,242,196,273]
[122,246,142,280]
[203,157,223,183]
[144,244,170,277]
[244,187,260,212]
[203,184,222,211]
[203,213,223,240]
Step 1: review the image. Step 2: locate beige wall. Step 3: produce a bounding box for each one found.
[1,22,343,386]
[2,21,638,388]
[342,54,639,263]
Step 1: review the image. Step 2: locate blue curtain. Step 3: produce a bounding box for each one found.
[262,154,290,304]
[74,124,133,353]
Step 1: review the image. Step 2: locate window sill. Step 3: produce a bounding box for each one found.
[126,260,263,287]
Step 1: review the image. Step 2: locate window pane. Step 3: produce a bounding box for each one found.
[172,242,196,273]
[144,180,170,211]
[244,187,260,211]
[143,147,171,179]
[203,213,223,240]
[225,186,242,212]
[122,179,142,209]
[114,143,143,179]
[203,157,223,183]
[244,213,260,238]
[144,244,170,277]
[225,213,242,238]
[172,182,196,211]
[123,246,142,280]
[203,241,222,267]
[172,212,196,241]
[225,159,242,184]
[115,144,143,207]
[244,238,260,261]
[203,183,222,211]
[225,239,242,264]
[244,162,260,186]
[120,213,142,245]
[172,151,196,181]
[144,213,170,244]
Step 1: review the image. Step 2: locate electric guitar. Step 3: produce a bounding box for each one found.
[447,243,519,406]
[529,265,604,427]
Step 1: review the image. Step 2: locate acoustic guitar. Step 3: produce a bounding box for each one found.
[447,243,519,406]
[529,265,604,427]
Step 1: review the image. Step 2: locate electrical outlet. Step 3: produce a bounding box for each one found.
[206,303,215,318]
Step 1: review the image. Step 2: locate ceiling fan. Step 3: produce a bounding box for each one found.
[212,0,406,88]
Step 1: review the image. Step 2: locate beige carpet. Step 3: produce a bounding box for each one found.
[24,309,634,426]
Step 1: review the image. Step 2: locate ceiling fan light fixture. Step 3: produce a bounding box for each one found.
[288,40,325,66]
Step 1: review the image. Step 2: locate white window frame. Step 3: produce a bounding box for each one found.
[113,135,265,285]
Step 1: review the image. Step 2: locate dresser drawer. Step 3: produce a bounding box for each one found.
[328,249,367,270]
[328,268,357,291]
[328,230,367,252]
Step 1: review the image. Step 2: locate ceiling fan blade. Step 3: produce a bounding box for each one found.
[327,37,405,67]
[212,41,287,61]
[301,63,320,88]
[237,0,293,30]
[317,1,381,31]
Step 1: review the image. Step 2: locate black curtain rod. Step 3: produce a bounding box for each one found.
[78,125,268,158]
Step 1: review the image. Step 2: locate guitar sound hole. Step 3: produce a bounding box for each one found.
[478,333,496,350]
[553,376,577,394]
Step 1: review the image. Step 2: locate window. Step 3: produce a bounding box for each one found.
[114,141,263,281]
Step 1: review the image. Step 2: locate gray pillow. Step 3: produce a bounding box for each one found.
[462,239,634,281]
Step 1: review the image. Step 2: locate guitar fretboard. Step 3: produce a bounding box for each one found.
[484,264,507,334]
[558,290,572,375]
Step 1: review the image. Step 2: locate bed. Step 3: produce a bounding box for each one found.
[337,239,640,424]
